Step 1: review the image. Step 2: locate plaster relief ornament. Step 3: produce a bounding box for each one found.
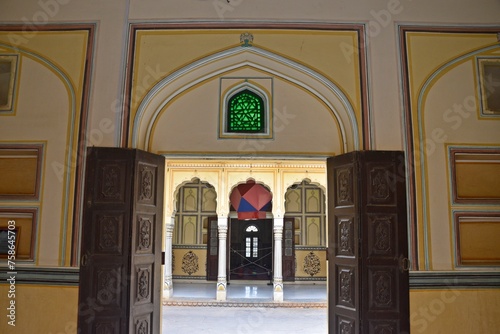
[240,32,254,47]
[303,251,321,277]
[181,251,199,275]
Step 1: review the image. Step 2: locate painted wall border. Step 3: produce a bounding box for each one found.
[1,267,498,288]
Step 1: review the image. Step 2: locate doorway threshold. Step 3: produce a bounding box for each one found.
[163,282,327,308]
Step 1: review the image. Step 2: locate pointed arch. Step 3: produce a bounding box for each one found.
[131,45,359,152]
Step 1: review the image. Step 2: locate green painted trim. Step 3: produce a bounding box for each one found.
[0,267,79,286]
[1,267,498,288]
[409,271,500,289]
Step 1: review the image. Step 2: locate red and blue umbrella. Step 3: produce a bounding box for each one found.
[230,181,272,219]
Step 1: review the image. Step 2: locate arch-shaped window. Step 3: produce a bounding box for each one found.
[245,225,259,232]
[227,89,265,133]
[220,82,272,139]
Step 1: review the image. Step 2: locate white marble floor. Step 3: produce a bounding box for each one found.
[169,281,327,302]
[162,305,328,334]
[162,281,328,333]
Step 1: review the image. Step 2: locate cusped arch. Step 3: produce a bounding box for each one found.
[228,178,274,219]
[131,45,359,152]
[285,177,327,195]
[170,177,218,216]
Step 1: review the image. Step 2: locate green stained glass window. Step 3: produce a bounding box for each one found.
[227,89,265,133]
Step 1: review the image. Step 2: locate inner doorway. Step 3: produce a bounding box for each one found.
[229,219,273,280]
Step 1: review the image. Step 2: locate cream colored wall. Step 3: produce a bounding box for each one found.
[150,69,342,155]
[0,30,90,266]
[404,32,500,270]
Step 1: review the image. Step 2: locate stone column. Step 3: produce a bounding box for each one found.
[216,216,228,301]
[273,217,284,302]
[163,217,175,300]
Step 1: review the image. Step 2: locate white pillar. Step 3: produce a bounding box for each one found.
[216,217,228,301]
[163,217,175,300]
[273,217,284,302]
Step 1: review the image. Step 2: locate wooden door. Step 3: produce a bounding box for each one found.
[230,219,272,280]
[206,216,218,281]
[77,147,164,334]
[282,217,295,281]
[327,151,409,334]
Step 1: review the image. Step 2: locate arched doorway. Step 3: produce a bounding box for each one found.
[228,180,273,281]
[229,220,273,280]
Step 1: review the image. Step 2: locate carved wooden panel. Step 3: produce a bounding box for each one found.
[337,266,355,309]
[95,162,127,203]
[96,213,123,255]
[368,268,397,310]
[368,215,397,258]
[335,167,353,207]
[336,317,355,334]
[369,321,398,334]
[136,215,154,254]
[328,151,409,334]
[134,265,152,304]
[366,163,396,206]
[337,217,354,257]
[95,266,122,308]
[138,163,156,205]
[95,320,120,334]
[134,314,151,334]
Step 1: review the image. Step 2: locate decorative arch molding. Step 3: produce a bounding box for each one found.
[169,177,218,216]
[131,45,360,152]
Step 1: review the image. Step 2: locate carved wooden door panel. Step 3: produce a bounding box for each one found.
[327,151,409,334]
[282,217,295,281]
[78,147,164,334]
[206,216,218,281]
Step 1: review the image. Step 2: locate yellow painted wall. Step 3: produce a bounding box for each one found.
[410,289,500,334]
[0,284,498,334]
[0,284,78,333]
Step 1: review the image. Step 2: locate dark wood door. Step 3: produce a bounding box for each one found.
[77,147,164,334]
[282,217,295,281]
[206,216,218,281]
[230,219,272,280]
[327,151,409,334]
